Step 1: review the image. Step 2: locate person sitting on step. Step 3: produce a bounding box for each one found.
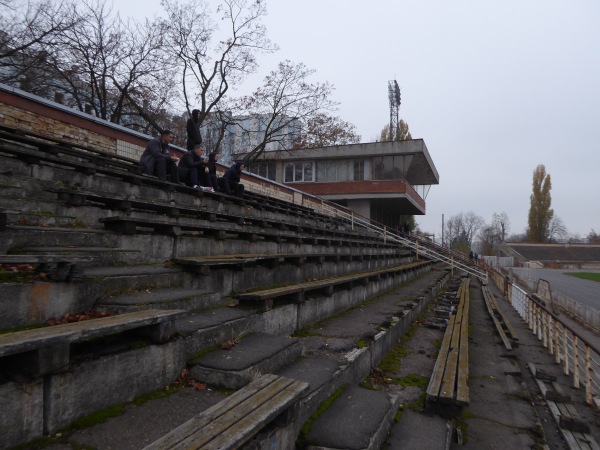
[177,144,211,190]
[219,161,245,197]
[139,129,180,183]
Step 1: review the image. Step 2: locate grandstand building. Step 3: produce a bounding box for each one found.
[235,139,440,229]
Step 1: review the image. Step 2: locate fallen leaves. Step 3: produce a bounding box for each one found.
[46,310,112,326]
[172,368,206,391]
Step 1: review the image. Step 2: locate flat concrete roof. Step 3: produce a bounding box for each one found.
[241,139,439,186]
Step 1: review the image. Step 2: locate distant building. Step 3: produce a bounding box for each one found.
[200,113,301,165]
[234,139,440,229]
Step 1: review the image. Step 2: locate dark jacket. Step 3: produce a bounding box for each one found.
[139,136,171,175]
[186,117,203,151]
[207,152,218,175]
[178,150,206,180]
[223,161,244,184]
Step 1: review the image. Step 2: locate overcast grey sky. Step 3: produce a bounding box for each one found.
[119,0,600,240]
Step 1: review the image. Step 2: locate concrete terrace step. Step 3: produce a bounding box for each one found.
[304,386,400,450]
[15,245,142,267]
[2,209,82,229]
[95,287,222,314]
[188,333,303,389]
[1,226,121,252]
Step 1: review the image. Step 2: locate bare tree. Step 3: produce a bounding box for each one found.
[293,113,361,149]
[444,211,484,252]
[0,0,80,86]
[238,60,338,164]
[548,216,567,242]
[478,212,510,255]
[160,0,277,127]
[44,1,175,129]
[587,229,600,244]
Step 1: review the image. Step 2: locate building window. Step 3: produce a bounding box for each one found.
[371,155,412,180]
[353,160,364,180]
[284,161,315,182]
[249,161,276,181]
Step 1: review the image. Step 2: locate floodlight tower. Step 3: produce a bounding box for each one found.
[388,80,401,141]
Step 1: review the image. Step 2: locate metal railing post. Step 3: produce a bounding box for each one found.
[573,336,580,388]
[585,345,592,405]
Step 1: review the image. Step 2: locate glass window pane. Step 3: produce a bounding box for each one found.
[268,161,276,180]
[354,160,364,180]
[284,163,294,182]
[373,157,383,179]
[303,161,313,181]
[337,160,350,181]
[295,162,303,181]
[382,156,394,179]
[392,156,403,179]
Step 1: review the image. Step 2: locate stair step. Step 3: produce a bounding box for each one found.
[386,409,451,450]
[305,386,400,450]
[3,226,120,250]
[3,209,80,228]
[188,333,303,389]
[17,245,142,266]
[96,287,221,314]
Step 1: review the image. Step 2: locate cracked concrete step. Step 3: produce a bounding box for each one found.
[188,333,303,389]
[304,385,400,450]
[96,287,221,314]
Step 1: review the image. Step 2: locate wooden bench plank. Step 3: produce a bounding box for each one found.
[486,288,519,341]
[200,379,308,450]
[237,262,428,303]
[426,312,457,403]
[144,375,309,450]
[456,280,470,405]
[482,286,512,350]
[182,377,298,448]
[144,374,280,449]
[0,309,187,358]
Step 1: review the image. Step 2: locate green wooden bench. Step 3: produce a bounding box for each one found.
[0,309,186,378]
[143,374,309,450]
[426,277,470,407]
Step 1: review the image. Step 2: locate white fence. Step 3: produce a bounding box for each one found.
[489,270,600,408]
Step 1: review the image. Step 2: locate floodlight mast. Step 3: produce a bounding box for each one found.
[388,80,401,141]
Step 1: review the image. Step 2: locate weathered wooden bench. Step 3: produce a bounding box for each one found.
[143,374,309,450]
[0,254,91,281]
[482,285,518,350]
[0,309,186,378]
[236,261,429,311]
[172,249,412,275]
[426,276,470,407]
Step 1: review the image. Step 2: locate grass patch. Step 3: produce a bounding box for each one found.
[565,272,600,282]
[70,403,126,429]
[395,374,429,388]
[453,409,475,444]
[187,344,220,363]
